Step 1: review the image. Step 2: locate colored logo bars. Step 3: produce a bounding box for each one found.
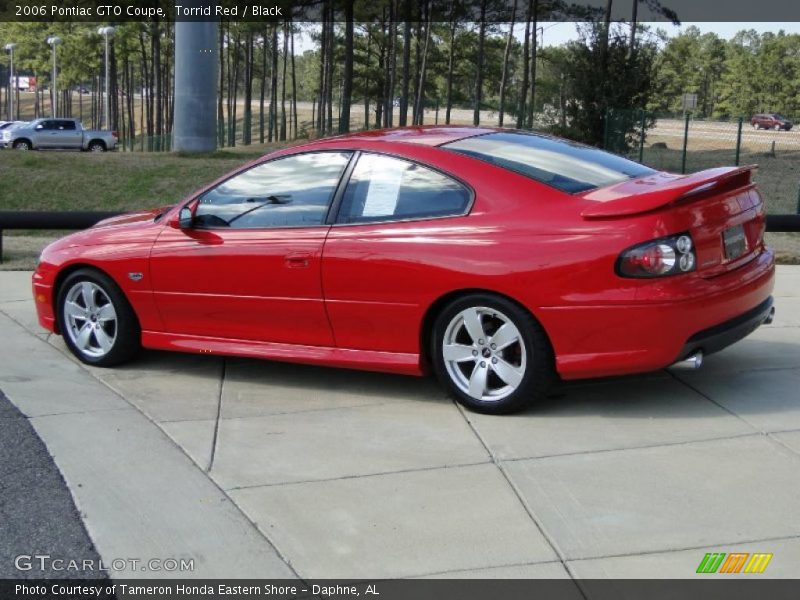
[696,552,773,574]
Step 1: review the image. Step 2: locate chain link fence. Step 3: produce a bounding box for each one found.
[605,108,800,215]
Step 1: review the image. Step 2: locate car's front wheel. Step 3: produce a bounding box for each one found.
[57,269,140,366]
[431,294,554,414]
[13,140,31,150]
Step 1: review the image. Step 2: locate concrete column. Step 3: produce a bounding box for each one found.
[172,3,218,153]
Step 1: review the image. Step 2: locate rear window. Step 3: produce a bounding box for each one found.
[442,132,655,194]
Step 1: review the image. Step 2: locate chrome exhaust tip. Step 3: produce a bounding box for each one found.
[671,351,704,370]
[764,306,775,325]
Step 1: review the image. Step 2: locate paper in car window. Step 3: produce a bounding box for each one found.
[362,163,405,217]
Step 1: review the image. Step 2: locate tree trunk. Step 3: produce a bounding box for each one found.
[473,0,487,126]
[218,23,226,146]
[243,30,253,145]
[527,0,538,127]
[399,0,412,126]
[629,0,639,56]
[413,1,432,126]
[290,23,298,138]
[445,1,457,124]
[339,0,354,133]
[269,25,278,142]
[280,22,288,141]
[498,1,517,127]
[517,0,532,129]
[259,29,266,143]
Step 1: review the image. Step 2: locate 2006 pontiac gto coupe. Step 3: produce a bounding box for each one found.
[32,127,775,413]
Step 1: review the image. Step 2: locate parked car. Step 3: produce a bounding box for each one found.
[32,126,775,414]
[0,121,27,148]
[750,113,793,130]
[4,118,117,151]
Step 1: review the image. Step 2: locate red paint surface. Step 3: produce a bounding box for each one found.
[33,127,775,380]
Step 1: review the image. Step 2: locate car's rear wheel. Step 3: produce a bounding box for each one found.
[88,141,106,152]
[431,294,554,414]
[13,140,31,150]
[57,269,140,367]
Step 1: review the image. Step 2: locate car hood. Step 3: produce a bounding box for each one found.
[93,206,173,228]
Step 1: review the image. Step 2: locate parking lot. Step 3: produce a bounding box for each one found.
[1,268,799,581]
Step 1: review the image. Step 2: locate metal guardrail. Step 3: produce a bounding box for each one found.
[0,211,121,263]
[0,210,798,263]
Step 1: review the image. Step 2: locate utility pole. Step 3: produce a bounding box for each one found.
[97,27,116,130]
[173,0,218,152]
[46,36,62,118]
[4,43,15,120]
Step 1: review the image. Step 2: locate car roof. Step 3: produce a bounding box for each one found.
[312,125,497,147]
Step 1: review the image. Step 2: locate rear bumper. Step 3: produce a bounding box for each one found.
[542,248,775,380]
[677,296,773,360]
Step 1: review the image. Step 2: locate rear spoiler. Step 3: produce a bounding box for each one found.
[580,165,758,219]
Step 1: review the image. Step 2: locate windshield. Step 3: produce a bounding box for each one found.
[442,132,656,194]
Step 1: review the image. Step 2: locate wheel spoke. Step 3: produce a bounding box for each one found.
[64,301,89,320]
[468,362,489,399]
[96,304,116,322]
[461,308,486,345]
[443,343,475,363]
[80,282,97,312]
[489,323,520,350]
[93,327,114,352]
[491,357,524,389]
[76,324,93,350]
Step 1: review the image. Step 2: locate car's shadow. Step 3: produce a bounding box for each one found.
[113,337,799,419]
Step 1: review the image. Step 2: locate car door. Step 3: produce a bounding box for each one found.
[53,120,82,148]
[32,120,55,147]
[321,152,473,354]
[149,151,353,346]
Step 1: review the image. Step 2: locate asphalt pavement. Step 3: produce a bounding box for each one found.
[0,390,107,580]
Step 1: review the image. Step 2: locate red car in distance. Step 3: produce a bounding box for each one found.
[32,127,775,414]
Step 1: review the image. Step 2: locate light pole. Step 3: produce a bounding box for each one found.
[46,35,62,117]
[97,26,115,130]
[4,43,15,120]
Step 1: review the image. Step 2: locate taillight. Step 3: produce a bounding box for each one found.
[112,131,119,139]
[617,233,696,278]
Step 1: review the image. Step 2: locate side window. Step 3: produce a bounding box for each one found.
[57,120,76,130]
[36,120,54,130]
[336,153,470,224]
[194,152,351,229]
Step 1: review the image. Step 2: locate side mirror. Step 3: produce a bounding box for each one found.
[178,206,194,229]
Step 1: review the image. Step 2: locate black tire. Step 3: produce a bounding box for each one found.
[431,293,555,414]
[13,139,31,150]
[56,268,140,367]
[88,140,106,152]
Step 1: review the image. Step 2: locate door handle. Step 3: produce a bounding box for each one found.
[284,252,311,269]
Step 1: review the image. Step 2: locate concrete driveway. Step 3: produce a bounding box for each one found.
[0,268,799,581]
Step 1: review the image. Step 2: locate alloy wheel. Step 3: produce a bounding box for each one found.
[442,306,527,402]
[63,281,118,358]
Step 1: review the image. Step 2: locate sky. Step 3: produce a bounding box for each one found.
[537,21,800,47]
[294,21,800,53]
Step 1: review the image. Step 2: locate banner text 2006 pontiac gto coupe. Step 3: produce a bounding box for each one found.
[33,127,775,413]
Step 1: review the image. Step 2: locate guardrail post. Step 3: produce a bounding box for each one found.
[797,183,800,215]
[638,109,646,163]
[681,112,690,174]
[735,116,743,166]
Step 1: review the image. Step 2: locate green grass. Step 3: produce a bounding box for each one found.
[0,149,268,213]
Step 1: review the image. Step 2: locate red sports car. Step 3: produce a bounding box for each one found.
[32,127,775,413]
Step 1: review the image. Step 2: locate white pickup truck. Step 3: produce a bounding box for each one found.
[1,118,118,152]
